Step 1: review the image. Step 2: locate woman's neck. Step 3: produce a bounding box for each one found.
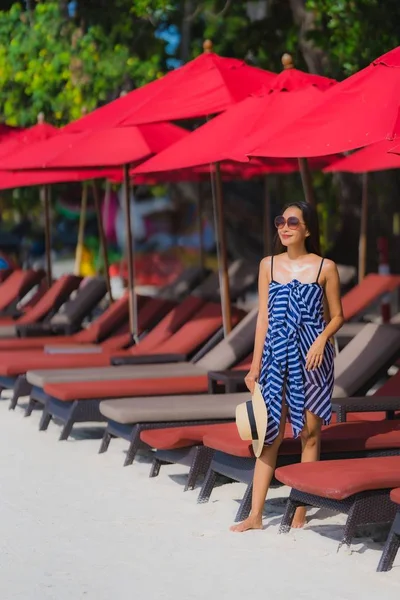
[286,245,309,260]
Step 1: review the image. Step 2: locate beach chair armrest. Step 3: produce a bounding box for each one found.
[207,370,248,394]
[111,353,188,366]
[332,396,400,422]
[16,323,74,337]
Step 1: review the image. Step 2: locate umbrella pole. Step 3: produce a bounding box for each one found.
[92,181,113,303]
[43,185,52,288]
[298,157,316,206]
[263,175,272,256]
[211,163,232,336]
[74,182,88,276]
[358,172,368,283]
[196,182,206,271]
[123,165,139,342]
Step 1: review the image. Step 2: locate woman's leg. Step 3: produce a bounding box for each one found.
[230,402,288,532]
[291,410,322,528]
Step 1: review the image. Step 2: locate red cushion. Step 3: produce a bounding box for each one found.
[126,296,205,356]
[149,304,242,355]
[0,270,43,311]
[0,351,112,375]
[372,370,400,396]
[390,487,400,505]
[203,420,400,458]
[275,456,400,500]
[73,295,130,343]
[140,423,229,449]
[342,274,400,321]
[0,335,82,351]
[44,375,209,401]
[16,275,80,325]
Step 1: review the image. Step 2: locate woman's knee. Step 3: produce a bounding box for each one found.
[300,426,320,448]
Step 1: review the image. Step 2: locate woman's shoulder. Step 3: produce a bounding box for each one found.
[259,255,272,270]
[319,257,339,283]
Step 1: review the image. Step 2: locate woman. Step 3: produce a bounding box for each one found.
[231,201,344,532]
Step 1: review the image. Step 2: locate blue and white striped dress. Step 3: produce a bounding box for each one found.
[258,257,335,445]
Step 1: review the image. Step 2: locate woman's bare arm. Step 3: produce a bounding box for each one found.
[245,258,270,391]
[321,260,344,341]
[305,259,344,371]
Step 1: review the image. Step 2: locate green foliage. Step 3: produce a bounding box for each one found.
[306,0,400,76]
[0,2,164,126]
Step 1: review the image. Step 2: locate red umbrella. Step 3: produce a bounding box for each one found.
[243,47,400,159]
[0,118,119,293]
[63,43,276,133]
[2,123,189,170]
[0,123,24,142]
[324,141,400,174]
[1,122,190,338]
[134,61,335,174]
[133,56,336,256]
[0,168,121,189]
[3,46,276,337]
[324,139,400,282]
[0,121,56,159]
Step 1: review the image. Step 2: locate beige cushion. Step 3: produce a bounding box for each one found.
[99,392,247,424]
[26,363,203,387]
[333,323,400,397]
[0,325,17,337]
[196,307,257,371]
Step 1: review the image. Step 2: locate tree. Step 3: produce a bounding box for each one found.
[0,2,166,125]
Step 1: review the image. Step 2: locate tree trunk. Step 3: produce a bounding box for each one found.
[288,0,329,74]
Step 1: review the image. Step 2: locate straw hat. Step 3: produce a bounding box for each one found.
[235,382,268,458]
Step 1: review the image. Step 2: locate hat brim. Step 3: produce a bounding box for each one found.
[251,382,268,458]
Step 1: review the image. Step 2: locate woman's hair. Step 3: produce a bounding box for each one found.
[273,201,321,255]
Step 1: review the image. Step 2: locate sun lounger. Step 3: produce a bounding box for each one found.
[23,303,255,391]
[0,269,45,315]
[275,456,400,553]
[104,322,400,492]
[193,259,258,302]
[90,323,400,470]
[157,266,209,300]
[194,363,400,514]
[0,274,82,337]
[377,487,400,572]
[21,308,253,440]
[340,273,400,322]
[5,297,217,408]
[0,267,13,284]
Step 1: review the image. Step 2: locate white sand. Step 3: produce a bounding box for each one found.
[0,396,399,600]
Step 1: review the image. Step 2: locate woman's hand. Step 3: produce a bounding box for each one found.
[305,335,327,371]
[244,370,259,393]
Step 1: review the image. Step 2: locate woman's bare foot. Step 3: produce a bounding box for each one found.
[230,515,263,532]
[292,506,307,529]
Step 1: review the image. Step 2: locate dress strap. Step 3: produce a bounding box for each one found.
[316,258,325,283]
[270,255,274,281]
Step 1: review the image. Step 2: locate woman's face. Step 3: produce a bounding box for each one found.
[277,206,309,248]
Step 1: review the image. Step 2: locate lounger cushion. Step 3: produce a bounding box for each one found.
[204,420,400,458]
[44,375,210,401]
[140,423,230,450]
[333,324,400,397]
[390,488,400,504]
[15,274,81,325]
[0,352,112,375]
[195,308,257,372]
[122,296,205,356]
[100,392,247,424]
[26,362,203,387]
[72,294,129,343]
[275,456,400,500]
[0,270,44,311]
[341,274,400,321]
